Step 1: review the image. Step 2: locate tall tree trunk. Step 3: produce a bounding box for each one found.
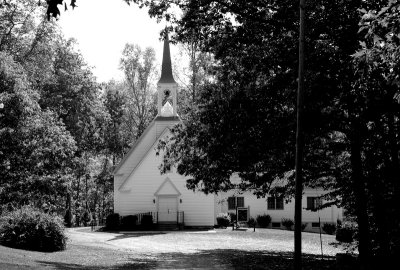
[350,120,371,269]
[191,40,197,104]
[75,175,81,226]
[369,174,390,262]
[294,0,305,269]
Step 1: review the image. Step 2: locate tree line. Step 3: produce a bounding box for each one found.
[0,0,170,226]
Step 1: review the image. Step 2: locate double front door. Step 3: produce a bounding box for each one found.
[157,196,178,223]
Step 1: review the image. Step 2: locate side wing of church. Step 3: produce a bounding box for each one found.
[113,33,342,231]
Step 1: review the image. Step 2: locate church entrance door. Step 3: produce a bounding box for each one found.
[157,196,178,223]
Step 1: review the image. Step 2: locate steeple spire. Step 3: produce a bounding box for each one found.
[157,30,178,117]
[158,31,176,84]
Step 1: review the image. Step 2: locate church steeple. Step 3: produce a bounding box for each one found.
[157,31,178,117]
[158,32,176,84]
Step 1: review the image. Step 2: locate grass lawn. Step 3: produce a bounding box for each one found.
[0,227,347,269]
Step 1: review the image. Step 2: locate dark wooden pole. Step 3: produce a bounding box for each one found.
[294,0,305,269]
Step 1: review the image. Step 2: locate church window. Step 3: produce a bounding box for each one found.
[267,197,284,210]
[307,197,322,211]
[228,196,245,210]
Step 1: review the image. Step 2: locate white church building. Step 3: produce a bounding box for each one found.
[113,34,342,231]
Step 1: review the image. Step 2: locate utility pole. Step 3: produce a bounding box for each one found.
[294,0,305,269]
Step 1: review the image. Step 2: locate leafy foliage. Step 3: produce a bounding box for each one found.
[120,215,138,230]
[45,0,77,20]
[119,43,157,140]
[322,223,336,235]
[0,51,76,207]
[256,214,271,228]
[247,217,256,228]
[0,0,114,226]
[336,221,357,243]
[105,213,120,230]
[134,0,399,263]
[0,206,67,251]
[281,218,294,230]
[216,213,231,227]
[140,214,153,227]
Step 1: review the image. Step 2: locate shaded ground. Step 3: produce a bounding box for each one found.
[0,227,346,269]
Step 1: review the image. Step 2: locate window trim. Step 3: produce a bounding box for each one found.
[267,196,284,210]
[237,207,248,222]
[307,196,322,211]
[227,196,245,210]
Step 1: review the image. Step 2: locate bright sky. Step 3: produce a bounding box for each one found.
[58,0,172,83]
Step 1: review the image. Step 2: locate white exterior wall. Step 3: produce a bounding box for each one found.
[113,122,156,189]
[216,188,342,232]
[114,131,214,227]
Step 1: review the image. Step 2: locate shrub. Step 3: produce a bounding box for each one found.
[323,223,337,235]
[141,214,153,227]
[120,215,138,230]
[256,214,271,228]
[228,212,237,223]
[105,213,120,230]
[0,206,66,251]
[247,217,256,227]
[301,223,308,231]
[337,219,342,227]
[281,218,294,230]
[82,209,92,226]
[336,221,357,243]
[216,213,231,227]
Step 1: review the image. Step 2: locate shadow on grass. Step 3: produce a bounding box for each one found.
[107,232,167,241]
[37,249,338,270]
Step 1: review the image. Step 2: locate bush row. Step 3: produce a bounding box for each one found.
[105,213,155,231]
[215,213,344,235]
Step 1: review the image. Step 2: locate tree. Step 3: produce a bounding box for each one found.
[40,38,105,154]
[134,0,397,267]
[294,0,306,268]
[120,43,157,140]
[45,0,77,20]
[173,41,215,117]
[350,1,400,262]
[102,80,130,162]
[0,51,76,209]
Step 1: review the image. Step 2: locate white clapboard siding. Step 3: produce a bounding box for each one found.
[114,118,181,192]
[216,188,342,228]
[114,128,214,226]
[113,121,156,188]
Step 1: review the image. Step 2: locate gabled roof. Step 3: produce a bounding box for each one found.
[117,126,175,191]
[112,119,156,176]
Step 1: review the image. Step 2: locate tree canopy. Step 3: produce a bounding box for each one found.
[130,0,399,266]
[3,0,400,266]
